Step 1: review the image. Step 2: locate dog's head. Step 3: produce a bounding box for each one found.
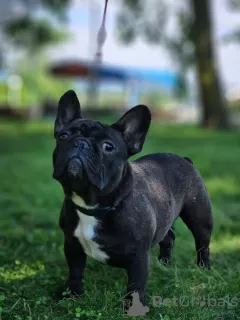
[53,90,151,198]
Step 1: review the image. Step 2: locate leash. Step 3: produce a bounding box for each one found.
[87,0,109,106]
[72,1,119,219]
[95,0,109,63]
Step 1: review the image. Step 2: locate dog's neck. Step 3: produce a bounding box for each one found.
[69,162,133,217]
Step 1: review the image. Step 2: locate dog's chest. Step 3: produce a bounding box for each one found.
[74,210,109,263]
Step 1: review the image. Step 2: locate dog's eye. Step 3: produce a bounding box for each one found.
[59,133,69,141]
[102,142,114,152]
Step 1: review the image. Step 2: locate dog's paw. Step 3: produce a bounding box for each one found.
[198,260,211,270]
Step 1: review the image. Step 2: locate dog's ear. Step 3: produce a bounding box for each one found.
[54,90,82,137]
[111,105,151,156]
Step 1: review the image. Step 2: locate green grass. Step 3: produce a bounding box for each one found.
[0,119,240,320]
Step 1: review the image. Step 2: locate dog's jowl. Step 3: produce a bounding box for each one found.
[53,90,213,304]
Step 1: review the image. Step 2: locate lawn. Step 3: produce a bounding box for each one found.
[0,119,240,320]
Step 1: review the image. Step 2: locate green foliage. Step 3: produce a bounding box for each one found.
[0,55,74,107]
[0,120,240,319]
[40,0,70,16]
[1,0,71,57]
[142,90,168,108]
[117,0,240,101]
[4,17,68,53]
[117,0,167,44]
[0,82,8,103]
[0,0,72,106]
[117,0,194,98]
[17,57,73,106]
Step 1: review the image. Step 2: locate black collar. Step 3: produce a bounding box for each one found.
[72,202,116,218]
[70,163,133,218]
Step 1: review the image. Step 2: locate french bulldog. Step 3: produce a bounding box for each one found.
[53,90,213,304]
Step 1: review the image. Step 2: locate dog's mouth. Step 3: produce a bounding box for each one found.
[67,157,83,178]
[53,148,107,191]
[53,156,84,181]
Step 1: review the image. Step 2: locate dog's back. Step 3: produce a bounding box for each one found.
[129,153,212,246]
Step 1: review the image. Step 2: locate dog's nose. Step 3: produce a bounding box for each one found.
[74,139,89,151]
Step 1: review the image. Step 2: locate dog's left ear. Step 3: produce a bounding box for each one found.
[54,90,82,137]
[111,105,151,156]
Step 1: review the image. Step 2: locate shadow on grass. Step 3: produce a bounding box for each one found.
[0,246,239,320]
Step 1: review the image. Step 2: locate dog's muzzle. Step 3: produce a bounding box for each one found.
[53,138,89,180]
[67,158,82,177]
[67,139,89,177]
[53,137,106,190]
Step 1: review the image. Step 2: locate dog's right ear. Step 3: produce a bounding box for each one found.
[111,104,151,157]
[54,90,82,138]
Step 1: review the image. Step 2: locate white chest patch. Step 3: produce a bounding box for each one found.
[72,194,109,263]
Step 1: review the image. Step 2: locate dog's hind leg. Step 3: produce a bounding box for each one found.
[159,227,175,264]
[180,196,213,269]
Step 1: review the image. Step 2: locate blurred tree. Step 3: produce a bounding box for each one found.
[0,0,73,106]
[4,18,68,53]
[1,0,71,54]
[14,54,73,106]
[0,57,74,107]
[223,0,240,44]
[117,0,239,128]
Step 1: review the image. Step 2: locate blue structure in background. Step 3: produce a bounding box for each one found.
[0,71,8,81]
[50,59,178,90]
[50,59,178,107]
[102,66,178,90]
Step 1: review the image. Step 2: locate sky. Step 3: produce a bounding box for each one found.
[50,0,240,92]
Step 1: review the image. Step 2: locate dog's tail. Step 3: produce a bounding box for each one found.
[183,157,193,165]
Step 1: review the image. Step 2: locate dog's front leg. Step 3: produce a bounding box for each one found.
[126,251,150,305]
[64,236,87,296]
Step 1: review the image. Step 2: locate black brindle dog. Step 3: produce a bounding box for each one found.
[53,90,213,304]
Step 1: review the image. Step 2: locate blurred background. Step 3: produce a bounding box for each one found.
[0,1,240,319]
[0,0,239,124]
